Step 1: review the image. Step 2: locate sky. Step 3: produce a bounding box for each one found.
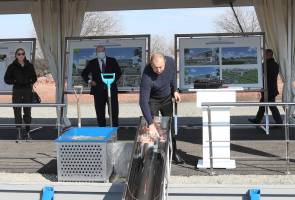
[222,47,258,58]
[0,7,234,41]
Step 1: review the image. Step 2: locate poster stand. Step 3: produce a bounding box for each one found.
[175,33,267,168]
[61,35,150,128]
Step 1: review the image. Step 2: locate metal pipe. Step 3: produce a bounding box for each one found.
[57,106,62,136]
[201,123,294,127]
[285,106,291,174]
[204,156,291,160]
[0,103,66,107]
[174,101,178,135]
[0,124,64,127]
[229,1,244,33]
[207,106,214,176]
[108,87,113,127]
[202,102,295,107]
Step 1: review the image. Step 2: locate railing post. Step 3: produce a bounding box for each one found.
[265,105,270,135]
[285,105,290,175]
[57,105,62,137]
[207,106,215,175]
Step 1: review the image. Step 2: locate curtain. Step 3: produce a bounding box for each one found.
[30,0,87,102]
[254,0,295,119]
[31,0,87,125]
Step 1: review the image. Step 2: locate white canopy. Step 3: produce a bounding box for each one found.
[0,0,252,14]
[0,0,294,118]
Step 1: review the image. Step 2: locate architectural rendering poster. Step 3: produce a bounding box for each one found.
[0,40,34,92]
[66,37,147,92]
[179,36,263,90]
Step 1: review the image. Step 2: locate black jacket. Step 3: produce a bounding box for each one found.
[265,58,280,98]
[4,59,37,89]
[81,57,122,95]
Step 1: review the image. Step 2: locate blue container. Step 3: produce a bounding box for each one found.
[55,127,117,143]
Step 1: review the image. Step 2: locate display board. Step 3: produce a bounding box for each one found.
[0,39,35,93]
[177,34,263,90]
[65,35,150,92]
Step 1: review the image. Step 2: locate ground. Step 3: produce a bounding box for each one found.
[0,74,292,185]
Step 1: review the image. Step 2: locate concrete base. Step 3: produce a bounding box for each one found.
[197,159,236,169]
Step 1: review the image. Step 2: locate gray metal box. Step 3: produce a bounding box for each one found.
[56,127,117,182]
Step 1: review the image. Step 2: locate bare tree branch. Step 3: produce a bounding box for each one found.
[80,12,121,36]
[151,35,174,57]
[215,7,261,33]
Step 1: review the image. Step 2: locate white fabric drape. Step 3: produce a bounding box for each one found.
[254,0,295,118]
[30,0,87,103]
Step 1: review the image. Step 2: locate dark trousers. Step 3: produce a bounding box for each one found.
[12,88,32,128]
[149,95,178,149]
[94,90,119,127]
[255,95,283,124]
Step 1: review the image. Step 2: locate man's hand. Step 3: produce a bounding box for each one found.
[90,81,96,87]
[174,91,181,102]
[148,123,159,138]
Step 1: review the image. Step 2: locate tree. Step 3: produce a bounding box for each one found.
[33,12,121,76]
[80,12,121,36]
[215,7,261,33]
[151,35,174,57]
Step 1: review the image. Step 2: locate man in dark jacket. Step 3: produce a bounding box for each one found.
[4,48,37,140]
[81,45,122,127]
[140,53,184,164]
[249,49,283,125]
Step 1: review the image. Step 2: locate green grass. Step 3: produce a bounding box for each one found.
[222,69,258,84]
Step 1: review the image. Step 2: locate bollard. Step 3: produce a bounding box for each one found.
[246,188,260,200]
[41,186,54,200]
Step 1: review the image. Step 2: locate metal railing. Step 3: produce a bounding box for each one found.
[0,103,66,136]
[202,102,295,176]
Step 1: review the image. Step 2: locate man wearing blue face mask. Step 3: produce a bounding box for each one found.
[82,45,122,127]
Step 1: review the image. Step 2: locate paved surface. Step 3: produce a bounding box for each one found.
[0,102,294,181]
[0,116,294,177]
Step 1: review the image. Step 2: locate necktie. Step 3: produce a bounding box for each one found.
[101,59,106,73]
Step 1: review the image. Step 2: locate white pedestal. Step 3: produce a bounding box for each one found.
[191,88,243,169]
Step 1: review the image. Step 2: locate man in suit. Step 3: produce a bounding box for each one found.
[249,49,283,125]
[82,45,122,127]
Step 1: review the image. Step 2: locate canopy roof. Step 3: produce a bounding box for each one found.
[0,0,252,14]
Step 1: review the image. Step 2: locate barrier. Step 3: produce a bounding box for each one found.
[202,102,295,175]
[0,103,66,136]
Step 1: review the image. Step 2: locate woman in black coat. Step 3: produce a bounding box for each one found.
[4,48,37,140]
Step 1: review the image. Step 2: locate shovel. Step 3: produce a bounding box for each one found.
[101,73,116,127]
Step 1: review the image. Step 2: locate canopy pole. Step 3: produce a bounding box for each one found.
[229,1,244,33]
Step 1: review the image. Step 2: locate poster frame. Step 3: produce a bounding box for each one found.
[63,34,151,94]
[175,32,266,93]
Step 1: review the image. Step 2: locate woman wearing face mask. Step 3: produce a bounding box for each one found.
[4,48,37,141]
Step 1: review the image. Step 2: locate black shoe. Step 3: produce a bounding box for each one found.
[172,151,184,164]
[248,118,260,124]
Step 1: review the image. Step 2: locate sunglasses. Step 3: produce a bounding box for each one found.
[17,53,25,56]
